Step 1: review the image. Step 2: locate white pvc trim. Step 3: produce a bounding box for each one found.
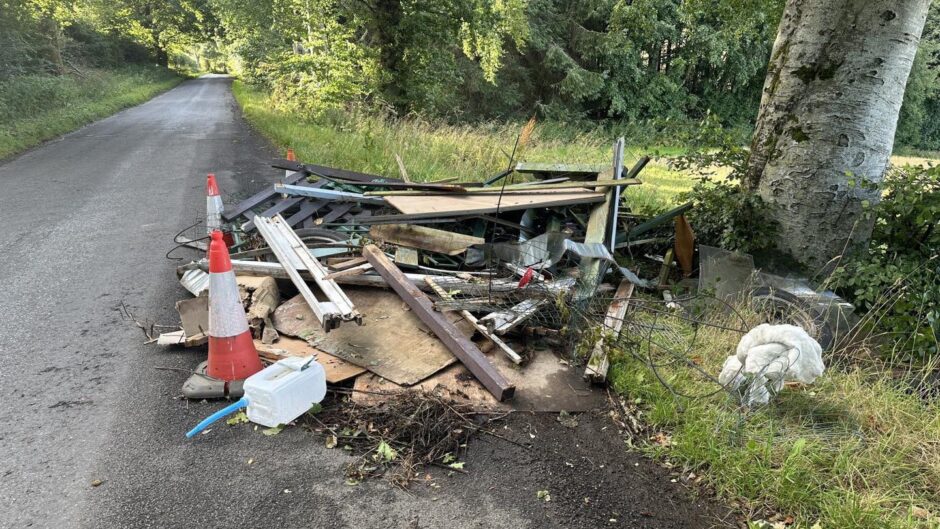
[209,270,249,337]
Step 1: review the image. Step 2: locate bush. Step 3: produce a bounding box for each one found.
[679,180,779,255]
[672,113,779,255]
[829,165,940,359]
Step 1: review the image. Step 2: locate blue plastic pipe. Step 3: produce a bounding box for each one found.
[186,398,249,438]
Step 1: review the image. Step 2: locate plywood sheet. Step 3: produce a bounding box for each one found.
[385,191,604,219]
[271,289,473,385]
[254,338,365,383]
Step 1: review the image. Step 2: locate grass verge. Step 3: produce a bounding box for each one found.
[608,304,940,529]
[0,65,182,160]
[232,80,695,215]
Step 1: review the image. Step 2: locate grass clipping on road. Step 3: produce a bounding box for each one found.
[609,303,940,529]
[0,66,182,160]
[232,80,692,215]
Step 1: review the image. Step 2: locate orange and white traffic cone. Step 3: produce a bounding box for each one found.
[285,148,296,180]
[206,173,224,236]
[206,230,263,381]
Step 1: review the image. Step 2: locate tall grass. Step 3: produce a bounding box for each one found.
[609,303,940,528]
[233,81,695,215]
[0,65,182,159]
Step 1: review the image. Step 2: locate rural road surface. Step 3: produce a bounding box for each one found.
[0,75,726,528]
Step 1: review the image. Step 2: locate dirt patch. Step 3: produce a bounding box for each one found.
[302,392,732,527]
[449,411,734,528]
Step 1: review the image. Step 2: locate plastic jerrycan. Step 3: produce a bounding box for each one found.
[243,356,327,428]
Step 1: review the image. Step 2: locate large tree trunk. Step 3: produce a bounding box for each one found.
[746,0,930,271]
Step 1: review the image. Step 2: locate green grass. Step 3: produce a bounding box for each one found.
[0,65,182,159]
[608,305,940,529]
[232,81,696,215]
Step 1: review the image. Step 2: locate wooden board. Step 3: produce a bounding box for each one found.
[576,164,616,300]
[369,224,484,255]
[352,346,607,412]
[271,289,473,386]
[385,191,604,219]
[254,337,365,383]
[584,280,634,383]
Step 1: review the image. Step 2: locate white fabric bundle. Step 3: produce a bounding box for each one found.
[718,323,825,405]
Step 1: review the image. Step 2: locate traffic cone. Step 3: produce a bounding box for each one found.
[206,230,263,381]
[285,148,296,180]
[206,173,223,236]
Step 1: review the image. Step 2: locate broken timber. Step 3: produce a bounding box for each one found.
[363,244,515,401]
[369,224,485,256]
[478,299,547,335]
[425,277,523,365]
[253,214,361,331]
[575,164,618,301]
[584,279,634,383]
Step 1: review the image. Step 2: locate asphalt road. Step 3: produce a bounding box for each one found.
[0,76,726,529]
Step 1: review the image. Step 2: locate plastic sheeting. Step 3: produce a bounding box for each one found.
[718,323,825,406]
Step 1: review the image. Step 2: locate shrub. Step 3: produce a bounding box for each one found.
[829,165,940,359]
[672,113,779,255]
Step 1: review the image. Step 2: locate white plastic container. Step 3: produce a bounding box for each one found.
[243,356,326,427]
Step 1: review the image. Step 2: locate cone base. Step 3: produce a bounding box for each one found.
[207,332,263,381]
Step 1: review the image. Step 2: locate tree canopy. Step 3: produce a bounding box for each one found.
[2,0,938,149]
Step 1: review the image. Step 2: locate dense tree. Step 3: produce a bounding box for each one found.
[897,2,940,151]
[745,0,932,271]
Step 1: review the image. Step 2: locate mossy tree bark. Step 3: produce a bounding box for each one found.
[746,0,930,271]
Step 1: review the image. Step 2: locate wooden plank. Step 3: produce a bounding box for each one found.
[328,256,367,271]
[362,244,515,401]
[242,197,304,231]
[384,191,605,219]
[584,280,634,383]
[575,159,618,300]
[253,337,365,383]
[365,179,641,196]
[322,262,372,281]
[284,199,327,227]
[223,171,306,221]
[315,203,354,225]
[369,224,485,255]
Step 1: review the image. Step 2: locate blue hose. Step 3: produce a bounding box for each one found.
[186,398,249,438]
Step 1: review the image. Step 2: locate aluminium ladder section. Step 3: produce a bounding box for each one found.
[253,214,361,331]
